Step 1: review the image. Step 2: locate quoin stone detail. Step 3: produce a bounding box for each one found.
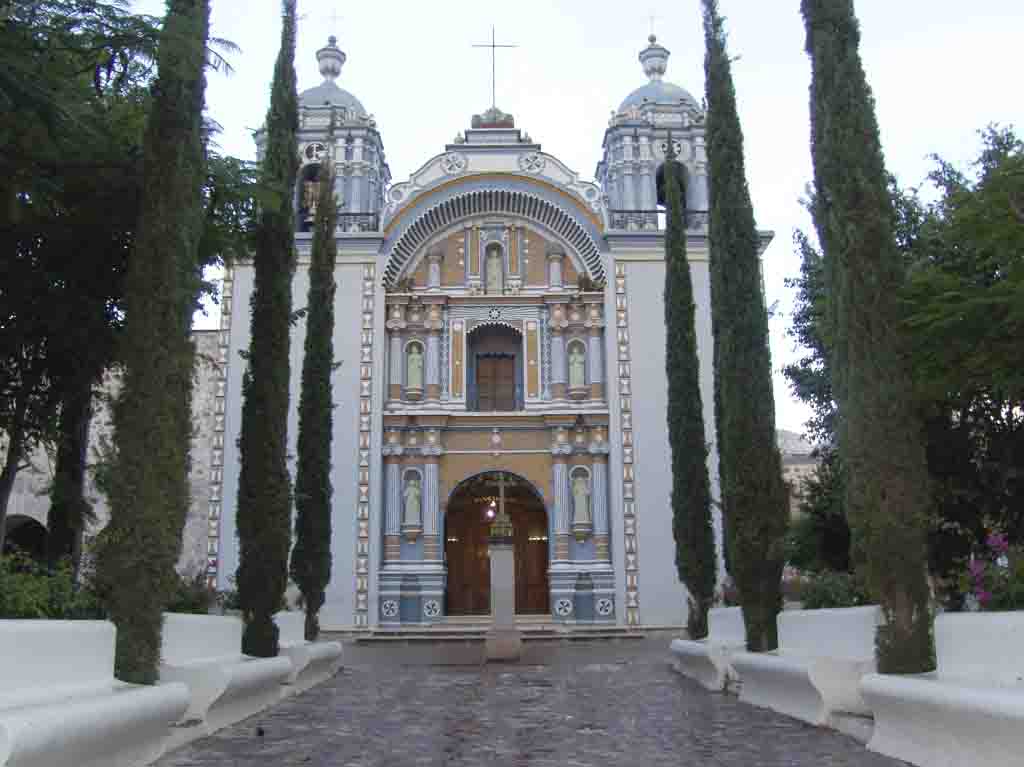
[354,263,377,628]
[616,262,641,627]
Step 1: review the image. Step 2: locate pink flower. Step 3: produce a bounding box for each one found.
[978,590,993,605]
[969,559,987,578]
[987,533,1009,555]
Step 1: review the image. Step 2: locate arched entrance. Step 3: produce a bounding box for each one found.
[3,515,48,560]
[445,471,550,616]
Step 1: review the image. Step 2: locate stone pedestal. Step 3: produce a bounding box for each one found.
[485,537,522,661]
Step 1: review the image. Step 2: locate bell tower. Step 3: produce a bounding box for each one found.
[254,35,391,233]
[596,36,709,231]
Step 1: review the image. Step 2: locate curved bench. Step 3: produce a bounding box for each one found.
[159,613,292,736]
[670,606,745,691]
[731,606,880,726]
[862,611,1024,767]
[274,612,343,695]
[0,620,189,767]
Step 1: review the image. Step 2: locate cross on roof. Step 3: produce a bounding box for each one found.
[472,26,518,110]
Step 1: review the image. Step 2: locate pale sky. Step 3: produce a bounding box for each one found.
[135,0,1024,434]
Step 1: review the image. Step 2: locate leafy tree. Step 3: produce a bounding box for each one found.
[802,0,934,673]
[236,0,299,657]
[702,0,789,651]
[94,0,211,683]
[290,162,337,641]
[662,139,717,639]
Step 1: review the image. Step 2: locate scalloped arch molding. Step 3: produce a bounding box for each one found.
[383,187,605,287]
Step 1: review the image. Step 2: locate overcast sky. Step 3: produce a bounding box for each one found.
[136,0,1024,435]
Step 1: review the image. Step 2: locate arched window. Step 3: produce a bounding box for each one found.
[298,164,321,232]
[485,243,503,294]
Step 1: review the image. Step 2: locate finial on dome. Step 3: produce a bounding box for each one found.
[639,35,669,82]
[316,35,346,82]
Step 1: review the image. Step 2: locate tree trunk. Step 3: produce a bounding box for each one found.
[0,385,31,553]
[47,374,93,572]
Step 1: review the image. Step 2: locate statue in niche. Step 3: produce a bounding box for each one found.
[486,249,503,294]
[403,476,422,527]
[406,344,424,389]
[572,474,592,524]
[569,345,586,389]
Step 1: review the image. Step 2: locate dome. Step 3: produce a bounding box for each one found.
[619,80,697,112]
[299,80,367,114]
[298,36,367,116]
[618,35,697,113]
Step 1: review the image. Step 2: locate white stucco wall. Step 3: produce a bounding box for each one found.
[625,257,723,628]
[218,258,364,629]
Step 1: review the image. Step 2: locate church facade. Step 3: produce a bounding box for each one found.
[211,34,740,631]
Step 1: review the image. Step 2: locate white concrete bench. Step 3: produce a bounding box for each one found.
[159,613,292,737]
[0,620,189,767]
[862,611,1024,767]
[670,606,746,691]
[731,605,880,726]
[274,612,343,695]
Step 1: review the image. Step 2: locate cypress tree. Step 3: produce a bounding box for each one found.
[702,0,789,651]
[236,0,299,657]
[94,0,210,682]
[663,140,717,639]
[802,0,934,672]
[290,162,337,641]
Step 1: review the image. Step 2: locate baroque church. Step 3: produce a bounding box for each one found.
[211,33,757,631]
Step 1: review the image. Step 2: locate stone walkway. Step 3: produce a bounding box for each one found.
[156,638,902,767]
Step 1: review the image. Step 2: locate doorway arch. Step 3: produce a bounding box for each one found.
[444,471,550,616]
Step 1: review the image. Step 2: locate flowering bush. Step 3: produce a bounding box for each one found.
[960,532,1024,611]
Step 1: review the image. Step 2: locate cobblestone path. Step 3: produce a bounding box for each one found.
[155,638,901,767]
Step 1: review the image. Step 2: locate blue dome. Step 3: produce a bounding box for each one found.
[619,80,697,112]
[298,80,367,114]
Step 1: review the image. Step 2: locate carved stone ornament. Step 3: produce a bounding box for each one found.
[440,152,468,175]
[518,152,546,174]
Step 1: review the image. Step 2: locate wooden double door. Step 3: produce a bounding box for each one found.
[444,504,550,616]
[475,355,516,411]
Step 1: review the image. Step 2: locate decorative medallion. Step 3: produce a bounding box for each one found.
[440,152,468,175]
[555,598,574,617]
[488,307,502,320]
[518,152,546,174]
[423,599,441,618]
[596,597,614,617]
[659,139,683,159]
[303,142,327,163]
[381,599,399,618]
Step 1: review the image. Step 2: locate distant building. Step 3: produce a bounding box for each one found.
[777,429,819,516]
[2,330,221,577]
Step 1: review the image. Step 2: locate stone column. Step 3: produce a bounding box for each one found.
[546,247,565,291]
[550,330,567,401]
[426,248,443,291]
[588,327,604,401]
[384,457,402,562]
[552,456,571,561]
[591,455,610,561]
[426,332,441,402]
[388,331,403,401]
[420,458,441,561]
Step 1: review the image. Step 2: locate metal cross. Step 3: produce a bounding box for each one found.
[648,12,660,36]
[472,26,518,110]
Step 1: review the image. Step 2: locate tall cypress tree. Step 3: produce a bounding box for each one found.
[290,162,337,641]
[802,0,934,672]
[702,0,789,651]
[94,0,210,683]
[236,0,299,657]
[663,140,717,639]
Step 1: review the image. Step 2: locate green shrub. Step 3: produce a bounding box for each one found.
[166,572,217,614]
[801,570,869,609]
[0,551,104,619]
